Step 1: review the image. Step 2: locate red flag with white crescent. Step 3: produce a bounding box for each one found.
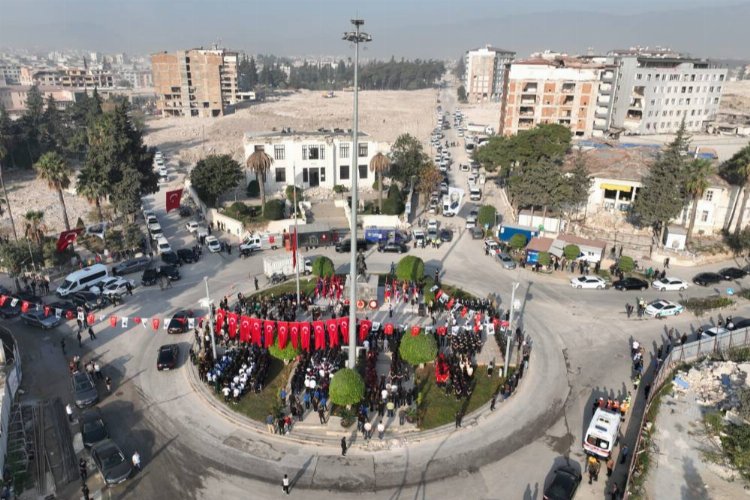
[358,319,372,343]
[165,189,183,212]
[239,316,251,343]
[277,321,289,349]
[250,318,262,345]
[56,228,83,252]
[215,309,226,333]
[290,322,300,350]
[227,313,238,338]
[313,320,325,350]
[263,320,275,348]
[338,317,349,344]
[326,319,338,347]
[300,322,311,351]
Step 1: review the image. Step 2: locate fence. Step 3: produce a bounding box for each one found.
[623,327,750,498]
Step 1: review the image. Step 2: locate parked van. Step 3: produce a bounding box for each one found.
[56,264,109,297]
[583,408,621,459]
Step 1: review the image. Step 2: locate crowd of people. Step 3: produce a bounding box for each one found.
[198,344,272,403]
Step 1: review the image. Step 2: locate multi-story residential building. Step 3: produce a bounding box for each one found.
[607,48,727,135]
[151,48,239,118]
[0,66,21,85]
[463,45,515,103]
[243,129,389,192]
[19,67,115,88]
[0,86,80,119]
[501,55,615,138]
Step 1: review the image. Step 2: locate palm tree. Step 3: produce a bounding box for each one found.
[719,144,750,235]
[23,210,45,245]
[369,152,390,213]
[245,149,273,215]
[683,158,713,245]
[34,151,72,230]
[77,165,108,222]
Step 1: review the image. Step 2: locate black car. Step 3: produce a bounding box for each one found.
[160,251,182,267]
[71,371,99,408]
[167,310,193,334]
[157,344,179,371]
[728,317,750,330]
[612,277,648,291]
[91,440,132,486]
[178,206,193,217]
[719,267,747,280]
[543,465,581,500]
[378,241,408,254]
[439,228,453,242]
[693,272,723,287]
[47,300,76,315]
[141,268,160,286]
[176,248,197,264]
[112,256,151,276]
[80,409,109,448]
[71,292,109,311]
[335,238,369,253]
[470,227,484,239]
[0,301,22,319]
[160,265,181,281]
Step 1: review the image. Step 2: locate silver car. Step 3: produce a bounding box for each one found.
[21,310,64,329]
[497,253,517,270]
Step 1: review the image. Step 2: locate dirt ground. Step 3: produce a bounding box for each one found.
[720,80,750,115]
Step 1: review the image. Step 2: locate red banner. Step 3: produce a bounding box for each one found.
[227,313,238,338]
[313,321,325,350]
[326,319,338,347]
[250,318,262,345]
[165,189,183,212]
[152,317,160,331]
[384,323,394,336]
[21,301,29,313]
[263,320,275,348]
[359,320,372,343]
[411,325,421,336]
[338,317,349,344]
[56,228,83,252]
[215,309,226,334]
[300,322,311,351]
[239,316,251,343]
[277,321,289,349]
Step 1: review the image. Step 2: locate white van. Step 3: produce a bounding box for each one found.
[469,187,482,201]
[156,237,172,254]
[56,264,109,297]
[583,408,621,458]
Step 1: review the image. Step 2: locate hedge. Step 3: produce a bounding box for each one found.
[269,342,300,362]
[509,233,527,250]
[246,180,260,198]
[264,199,286,220]
[396,256,425,282]
[285,185,303,202]
[329,368,365,407]
[618,255,635,273]
[312,256,335,277]
[538,251,551,267]
[399,334,438,366]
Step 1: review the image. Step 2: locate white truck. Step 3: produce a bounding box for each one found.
[263,254,312,278]
[239,232,284,254]
[442,188,465,217]
[466,123,495,135]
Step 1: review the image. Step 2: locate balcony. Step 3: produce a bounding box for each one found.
[519,106,535,116]
[602,71,614,81]
[561,96,575,105]
[558,119,572,126]
[522,84,538,93]
[518,118,535,129]
[599,83,612,93]
[561,83,576,94]
[521,97,538,105]
[597,95,611,105]
[595,107,609,118]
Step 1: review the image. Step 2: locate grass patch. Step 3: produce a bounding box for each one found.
[220,202,265,227]
[414,363,507,430]
[248,277,318,300]
[215,357,294,422]
[679,296,734,316]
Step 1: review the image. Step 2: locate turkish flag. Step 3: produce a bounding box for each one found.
[300,322,311,352]
[290,322,300,350]
[326,319,338,347]
[263,320,275,348]
[446,298,455,310]
[277,321,289,349]
[411,325,421,336]
[215,309,226,334]
[56,228,83,252]
[165,189,183,212]
[152,317,160,331]
[359,320,372,343]
[250,318,262,345]
[435,290,443,300]
[21,301,29,313]
[43,305,51,317]
[227,313,239,338]
[239,316,251,343]
[437,325,447,336]
[313,321,326,350]
[338,317,349,344]
[461,306,468,318]
[0,296,6,306]
[109,316,117,327]
[134,317,142,324]
[87,313,95,326]
[384,323,394,336]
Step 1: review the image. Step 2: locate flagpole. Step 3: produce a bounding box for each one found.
[292,162,301,309]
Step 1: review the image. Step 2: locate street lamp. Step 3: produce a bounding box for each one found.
[343,19,371,370]
[504,282,520,377]
[200,277,218,361]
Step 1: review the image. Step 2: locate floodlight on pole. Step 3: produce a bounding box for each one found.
[343,18,371,370]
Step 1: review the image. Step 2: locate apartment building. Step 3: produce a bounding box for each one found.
[151,48,239,118]
[607,48,727,135]
[243,129,389,192]
[0,86,79,119]
[464,46,515,103]
[19,67,115,88]
[0,66,21,85]
[501,55,615,138]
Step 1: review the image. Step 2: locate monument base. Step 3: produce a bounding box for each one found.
[344,274,379,304]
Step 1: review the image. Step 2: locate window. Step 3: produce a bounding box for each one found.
[700,210,709,223]
[358,143,368,157]
[254,145,265,152]
[320,168,326,182]
[302,145,307,159]
[275,168,286,183]
[636,73,642,80]
[274,145,285,160]
[302,168,308,183]
[340,143,350,159]
[339,165,350,180]
[358,164,368,179]
[308,145,320,160]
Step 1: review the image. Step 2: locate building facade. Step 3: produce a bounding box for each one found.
[0,86,79,119]
[608,48,727,135]
[151,48,239,118]
[243,130,389,192]
[19,67,115,88]
[463,46,515,103]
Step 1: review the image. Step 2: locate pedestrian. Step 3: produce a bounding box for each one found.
[82,483,90,500]
[318,407,326,424]
[490,394,496,411]
[132,450,141,471]
[377,420,385,439]
[88,327,96,341]
[592,459,601,481]
[340,437,347,456]
[664,257,670,269]
[79,457,88,481]
[282,474,290,495]
[606,457,614,477]
[455,410,462,428]
[254,276,259,291]
[105,376,112,393]
[60,338,66,355]
[364,420,372,440]
[76,331,82,347]
[66,403,74,422]
[643,384,651,400]
[126,282,133,296]
[611,482,621,499]
[266,414,275,434]
[94,362,102,380]
[620,445,629,464]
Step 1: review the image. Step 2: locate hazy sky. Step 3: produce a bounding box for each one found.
[1,0,748,60]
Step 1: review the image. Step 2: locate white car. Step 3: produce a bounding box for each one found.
[460,164,470,172]
[651,277,688,292]
[484,239,500,255]
[645,299,684,318]
[427,219,439,232]
[88,276,120,296]
[465,215,477,229]
[701,326,728,340]
[147,221,161,233]
[159,167,168,177]
[570,275,608,289]
[205,236,221,253]
[185,221,199,233]
[143,210,156,220]
[101,277,136,299]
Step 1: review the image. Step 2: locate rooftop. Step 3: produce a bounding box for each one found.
[526,236,554,253]
[469,45,516,55]
[245,128,370,141]
[556,233,608,250]
[512,56,607,70]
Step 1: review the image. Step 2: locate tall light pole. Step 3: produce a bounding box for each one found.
[343,19,371,369]
[292,162,301,308]
[504,282,520,377]
[202,277,218,361]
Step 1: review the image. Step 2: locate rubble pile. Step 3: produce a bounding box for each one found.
[675,360,750,413]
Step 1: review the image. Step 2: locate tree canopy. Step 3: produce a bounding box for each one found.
[389,133,431,185]
[474,124,572,175]
[190,154,243,207]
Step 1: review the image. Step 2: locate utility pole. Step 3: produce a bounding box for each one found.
[504,282,520,377]
[204,277,218,360]
[292,162,300,308]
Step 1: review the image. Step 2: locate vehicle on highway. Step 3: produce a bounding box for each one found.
[205,235,221,253]
[176,248,198,264]
[56,264,109,297]
[651,277,688,291]
[645,299,684,318]
[112,256,151,276]
[80,409,109,448]
[465,214,477,229]
[185,221,200,233]
[612,277,648,291]
[719,267,747,280]
[21,310,63,329]
[497,253,516,270]
[167,310,193,334]
[157,344,179,371]
[543,465,581,500]
[335,238,369,253]
[569,275,607,289]
[693,272,723,286]
[100,277,135,299]
[90,439,132,486]
[71,371,98,408]
[439,228,453,242]
[160,251,182,267]
[378,241,408,254]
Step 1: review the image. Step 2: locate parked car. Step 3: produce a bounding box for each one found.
[470,227,484,239]
[645,299,684,318]
[176,248,197,264]
[160,251,182,267]
[335,238,369,253]
[185,221,200,233]
[484,239,500,255]
[727,317,750,330]
[71,371,98,408]
[439,228,453,242]
[651,277,688,292]
[167,310,193,334]
[701,326,728,340]
[719,267,747,280]
[178,206,193,217]
[71,291,109,311]
[693,272,723,287]
[497,252,516,270]
[157,344,180,371]
[90,440,132,486]
[205,235,222,253]
[21,310,63,329]
[465,215,477,229]
[159,265,181,281]
[141,268,160,287]
[100,277,135,299]
[613,277,648,291]
[378,241,408,254]
[0,301,22,319]
[543,465,581,500]
[80,409,109,448]
[570,275,607,289]
[112,256,151,276]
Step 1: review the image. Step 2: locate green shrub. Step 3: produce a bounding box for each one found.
[537,251,551,267]
[563,244,581,261]
[246,180,260,198]
[269,342,300,361]
[381,197,405,215]
[679,296,734,316]
[399,334,438,366]
[477,205,497,228]
[329,368,365,407]
[312,256,335,277]
[263,199,285,220]
[372,178,386,191]
[285,185,303,202]
[396,255,425,282]
[333,184,348,194]
[387,183,402,201]
[618,255,635,273]
[509,233,527,250]
[230,201,251,216]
